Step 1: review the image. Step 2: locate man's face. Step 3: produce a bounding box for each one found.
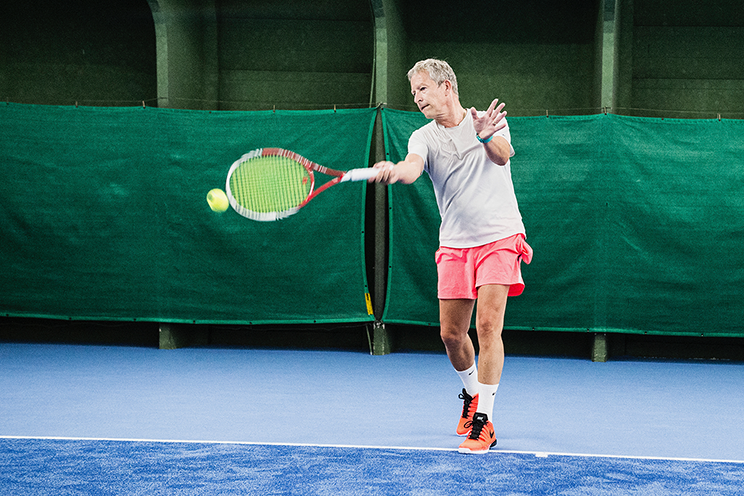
[410,71,448,119]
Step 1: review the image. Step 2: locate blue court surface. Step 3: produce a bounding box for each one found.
[1,343,743,494]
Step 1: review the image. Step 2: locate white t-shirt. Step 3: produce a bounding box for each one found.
[408,111,525,248]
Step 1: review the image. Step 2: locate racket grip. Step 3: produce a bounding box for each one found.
[341,167,380,182]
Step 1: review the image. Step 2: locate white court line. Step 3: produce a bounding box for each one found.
[2,435,743,465]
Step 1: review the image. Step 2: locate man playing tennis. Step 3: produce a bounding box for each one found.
[372,59,532,454]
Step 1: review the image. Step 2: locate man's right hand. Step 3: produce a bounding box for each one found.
[370,154,425,185]
[370,161,399,184]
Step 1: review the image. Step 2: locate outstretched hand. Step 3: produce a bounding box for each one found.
[470,99,507,141]
[369,161,399,184]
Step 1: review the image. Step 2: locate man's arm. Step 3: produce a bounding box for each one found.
[371,153,424,185]
[482,136,511,166]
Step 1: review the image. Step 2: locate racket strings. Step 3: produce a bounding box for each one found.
[230,155,312,215]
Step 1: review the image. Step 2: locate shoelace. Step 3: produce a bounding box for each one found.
[467,416,487,440]
[458,390,474,419]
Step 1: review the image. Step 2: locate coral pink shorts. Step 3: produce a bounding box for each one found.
[435,234,533,300]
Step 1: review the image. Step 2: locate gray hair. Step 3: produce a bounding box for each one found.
[407,59,459,96]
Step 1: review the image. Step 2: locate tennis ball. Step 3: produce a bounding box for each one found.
[207,188,229,213]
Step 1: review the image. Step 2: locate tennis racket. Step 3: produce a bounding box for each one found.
[225,148,379,221]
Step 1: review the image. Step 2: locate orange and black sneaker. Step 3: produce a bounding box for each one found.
[458,412,497,454]
[456,388,479,436]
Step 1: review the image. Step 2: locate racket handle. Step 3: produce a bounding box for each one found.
[340,167,380,182]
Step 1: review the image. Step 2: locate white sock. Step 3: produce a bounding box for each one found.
[475,382,499,420]
[455,363,479,397]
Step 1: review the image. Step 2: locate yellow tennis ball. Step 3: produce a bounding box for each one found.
[207,188,229,213]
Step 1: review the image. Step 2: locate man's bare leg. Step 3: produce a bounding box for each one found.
[439,298,476,372]
[473,284,509,386]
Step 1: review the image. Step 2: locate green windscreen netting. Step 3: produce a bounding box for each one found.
[381,109,744,337]
[0,103,376,325]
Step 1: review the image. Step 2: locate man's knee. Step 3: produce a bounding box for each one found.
[476,318,504,351]
[478,318,503,337]
[440,324,469,348]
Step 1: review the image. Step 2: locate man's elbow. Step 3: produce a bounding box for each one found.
[491,152,510,166]
[488,139,511,166]
[399,168,422,184]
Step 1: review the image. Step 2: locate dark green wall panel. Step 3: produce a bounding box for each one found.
[398,0,600,114]
[0,0,156,106]
[2,0,742,116]
[629,0,744,118]
[217,1,373,110]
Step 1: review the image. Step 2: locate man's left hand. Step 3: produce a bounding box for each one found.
[471,99,507,141]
